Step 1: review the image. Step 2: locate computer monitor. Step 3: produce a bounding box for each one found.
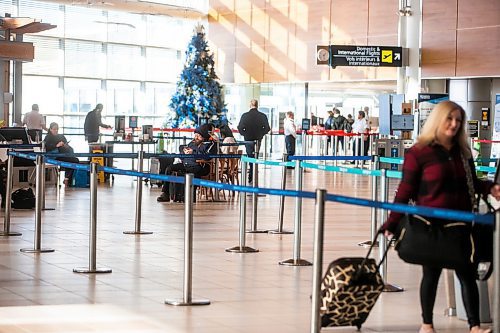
[302,119,311,131]
[129,116,138,129]
[0,127,30,144]
[114,116,126,133]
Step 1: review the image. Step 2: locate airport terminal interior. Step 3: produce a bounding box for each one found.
[1,0,500,332]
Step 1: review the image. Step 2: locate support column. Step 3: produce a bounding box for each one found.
[397,0,422,100]
[13,33,23,125]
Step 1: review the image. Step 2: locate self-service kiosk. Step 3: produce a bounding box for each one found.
[376,138,413,170]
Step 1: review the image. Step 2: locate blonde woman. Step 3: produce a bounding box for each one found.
[381,101,500,333]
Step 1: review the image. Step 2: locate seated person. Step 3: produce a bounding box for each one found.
[157,124,217,202]
[44,122,79,186]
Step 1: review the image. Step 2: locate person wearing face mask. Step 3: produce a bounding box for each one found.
[380,101,500,333]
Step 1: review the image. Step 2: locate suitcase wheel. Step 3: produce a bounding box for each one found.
[356,324,362,331]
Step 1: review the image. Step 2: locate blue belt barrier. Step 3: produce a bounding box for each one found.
[28,151,491,227]
[145,153,242,159]
[476,165,496,173]
[326,193,493,225]
[45,158,90,171]
[379,157,404,164]
[241,156,295,167]
[8,151,37,160]
[0,143,42,148]
[289,155,372,161]
[40,152,138,159]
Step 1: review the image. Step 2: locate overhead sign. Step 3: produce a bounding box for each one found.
[330,45,403,68]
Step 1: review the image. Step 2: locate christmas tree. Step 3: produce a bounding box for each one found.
[168,24,227,128]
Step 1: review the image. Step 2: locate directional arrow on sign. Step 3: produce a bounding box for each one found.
[394,53,401,60]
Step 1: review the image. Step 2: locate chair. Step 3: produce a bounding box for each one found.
[197,160,216,201]
[218,151,241,199]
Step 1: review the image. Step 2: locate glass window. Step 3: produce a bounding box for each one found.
[64,78,103,114]
[106,11,146,45]
[65,39,106,78]
[22,76,63,118]
[145,47,180,82]
[145,82,175,115]
[18,0,64,37]
[106,80,141,115]
[107,44,144,81]
[0,0,17,16]
[64,6,107,41]
[23,36,64,76]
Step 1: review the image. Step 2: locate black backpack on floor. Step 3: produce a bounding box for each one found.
[11,188,36,209]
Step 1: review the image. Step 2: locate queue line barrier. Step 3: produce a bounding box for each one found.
[6,151,498,328]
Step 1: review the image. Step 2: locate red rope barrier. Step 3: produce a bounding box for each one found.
[473,139,500,143]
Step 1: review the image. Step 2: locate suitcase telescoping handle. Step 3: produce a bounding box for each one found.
[355,229,393,280]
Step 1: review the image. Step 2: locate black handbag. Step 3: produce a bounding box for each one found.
[462,157,495,280]
[394,214,473,269]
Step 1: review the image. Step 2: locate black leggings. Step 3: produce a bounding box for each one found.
[420,265,479,328]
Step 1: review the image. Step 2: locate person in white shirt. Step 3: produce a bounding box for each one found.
[352,110,370,158]
[22,104,47,131]
[284,111,297,160]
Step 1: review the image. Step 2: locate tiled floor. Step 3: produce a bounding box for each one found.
[0,164,491,332]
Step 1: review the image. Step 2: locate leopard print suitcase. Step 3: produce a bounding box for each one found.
[320,257,384,329]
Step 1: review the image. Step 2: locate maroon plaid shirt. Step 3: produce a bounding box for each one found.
[382,143,492,232]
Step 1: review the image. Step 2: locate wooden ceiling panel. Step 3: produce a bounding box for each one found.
[422,0,457,32]
[330,0,368,43]
[456,26,500,77]
[421,30,457,78]
[368,0,398,37]
[208,13,236,48]
[458,0,500,29]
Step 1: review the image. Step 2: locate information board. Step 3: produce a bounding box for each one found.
[467,120,479,138]
[330,45,403,67]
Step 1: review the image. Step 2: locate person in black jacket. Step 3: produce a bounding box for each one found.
[84,104,112,143]
[157,124,218,203]
[44,122,79,185]
[237,99,270,183]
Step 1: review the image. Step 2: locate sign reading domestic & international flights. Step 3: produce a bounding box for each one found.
[330,45,403,68]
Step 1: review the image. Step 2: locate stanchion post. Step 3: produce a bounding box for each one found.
[124,150,152,235]
[248,141,267,233]
[493,210,500,333]
[269,153,293,235]
[378,169,403,292]
[279,159,312,266]
[358,155,379,247]
[73,163,111,273]
[226,160,258,253]
[20,155,54,253]
[214,140,221,201]
[443,269,457,316]
[310,189,326,333]
[333,136,338,166]
[165,174,210,306]
[1,153,21,236]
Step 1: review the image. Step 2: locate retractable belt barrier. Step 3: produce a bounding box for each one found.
[0,143,42,149]
[289,155,371,161]
[11,151,489,223]
[241,155,294,167]
[8,150,497,324]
